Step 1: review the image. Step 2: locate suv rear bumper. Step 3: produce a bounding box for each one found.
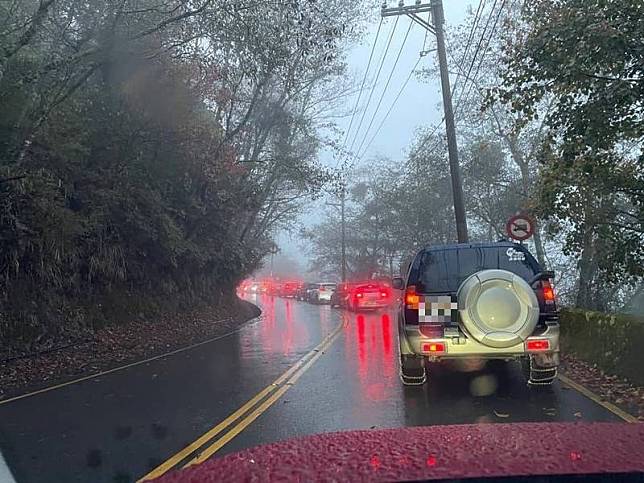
[400,322,559,362]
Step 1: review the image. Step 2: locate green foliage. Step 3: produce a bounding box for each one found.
[493,0,644,307]
[0,0,361,348]
[560,308,644,386]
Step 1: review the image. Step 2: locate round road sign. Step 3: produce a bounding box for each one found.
[506,214,535,241]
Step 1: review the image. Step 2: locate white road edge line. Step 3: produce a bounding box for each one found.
[0,450,16,483]
[0,316,262,406]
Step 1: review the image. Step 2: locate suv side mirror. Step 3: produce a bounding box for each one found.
[392,277,404,290]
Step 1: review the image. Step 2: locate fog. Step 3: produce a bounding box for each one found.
[273,1,479,273]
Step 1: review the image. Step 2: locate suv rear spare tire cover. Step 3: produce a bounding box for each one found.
[457,269,539,349]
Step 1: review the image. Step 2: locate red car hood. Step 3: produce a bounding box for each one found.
[157,422,643,482]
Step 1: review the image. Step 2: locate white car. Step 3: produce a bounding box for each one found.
[309,283,337,304]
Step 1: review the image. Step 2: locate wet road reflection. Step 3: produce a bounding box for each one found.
[240,294,317,361]
[225,296,622,456]
[0,294,624,482]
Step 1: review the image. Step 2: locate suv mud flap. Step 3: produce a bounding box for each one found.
[524,354,558,386]
[400,356,426,386]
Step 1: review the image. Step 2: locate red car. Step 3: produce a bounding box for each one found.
[280,281,301,298]
[345,282,392,311]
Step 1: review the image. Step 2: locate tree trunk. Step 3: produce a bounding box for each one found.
[576,200,598,309]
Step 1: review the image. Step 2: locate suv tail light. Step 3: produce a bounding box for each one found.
[542,280,555,305]
[526,339,550,351]
[422,342,446,353]
[405,285,420,308]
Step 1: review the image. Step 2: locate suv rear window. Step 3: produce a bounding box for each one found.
[414,245,540,293]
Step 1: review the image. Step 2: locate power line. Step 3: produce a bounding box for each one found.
[457,0,507,114]
[412,119,444,159]
[357,56,421,161]
[342,18,384,150]
[418,1,506,161]
[451,0,486,96]
[453,0,498,112]
[347,17,399,155]
[354,20,414,161]
[414,1,506,175]
[410,1,484,162]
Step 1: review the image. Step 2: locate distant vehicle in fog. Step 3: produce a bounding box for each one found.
[330,281,392,311]
[309,282,337,304]
[237,279,252,293]
[347,282,392,311]
[296,283,314,301]
[330,283,351,308]
[280,281,301,298]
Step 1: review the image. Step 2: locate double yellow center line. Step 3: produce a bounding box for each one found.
[139,321,345,481]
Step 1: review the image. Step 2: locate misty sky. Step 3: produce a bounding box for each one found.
[275,1,478,273]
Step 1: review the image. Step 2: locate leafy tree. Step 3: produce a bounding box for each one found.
[493,0,644,309]
[0,0,367,348]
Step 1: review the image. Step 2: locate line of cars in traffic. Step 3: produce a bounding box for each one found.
[239,278,395,311]
[239,241,562,387]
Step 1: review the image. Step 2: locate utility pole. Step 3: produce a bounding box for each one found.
[340,186,347,282]
[382,0,469,243]
[269,246,278,279]
[327,185,347,282]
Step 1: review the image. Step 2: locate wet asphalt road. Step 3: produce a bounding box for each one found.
[0,295,622,482]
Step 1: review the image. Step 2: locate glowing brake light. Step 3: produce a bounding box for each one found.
[380,291,388,298]
[356,292,363,298]
[526,339,550,351]
[405,285,420,308]
[542,280,555,304]
[422,342,446,353]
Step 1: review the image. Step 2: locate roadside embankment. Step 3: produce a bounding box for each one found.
[0,298,260,402]
[560,308,644,421]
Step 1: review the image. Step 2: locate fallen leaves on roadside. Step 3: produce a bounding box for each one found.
[0,300,258,400]
[574,412,582,418]
[561,354,643,421]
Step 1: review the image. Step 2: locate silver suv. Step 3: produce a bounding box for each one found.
[392,242,559,386]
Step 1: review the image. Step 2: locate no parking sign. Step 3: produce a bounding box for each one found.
[506,214,535,241]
